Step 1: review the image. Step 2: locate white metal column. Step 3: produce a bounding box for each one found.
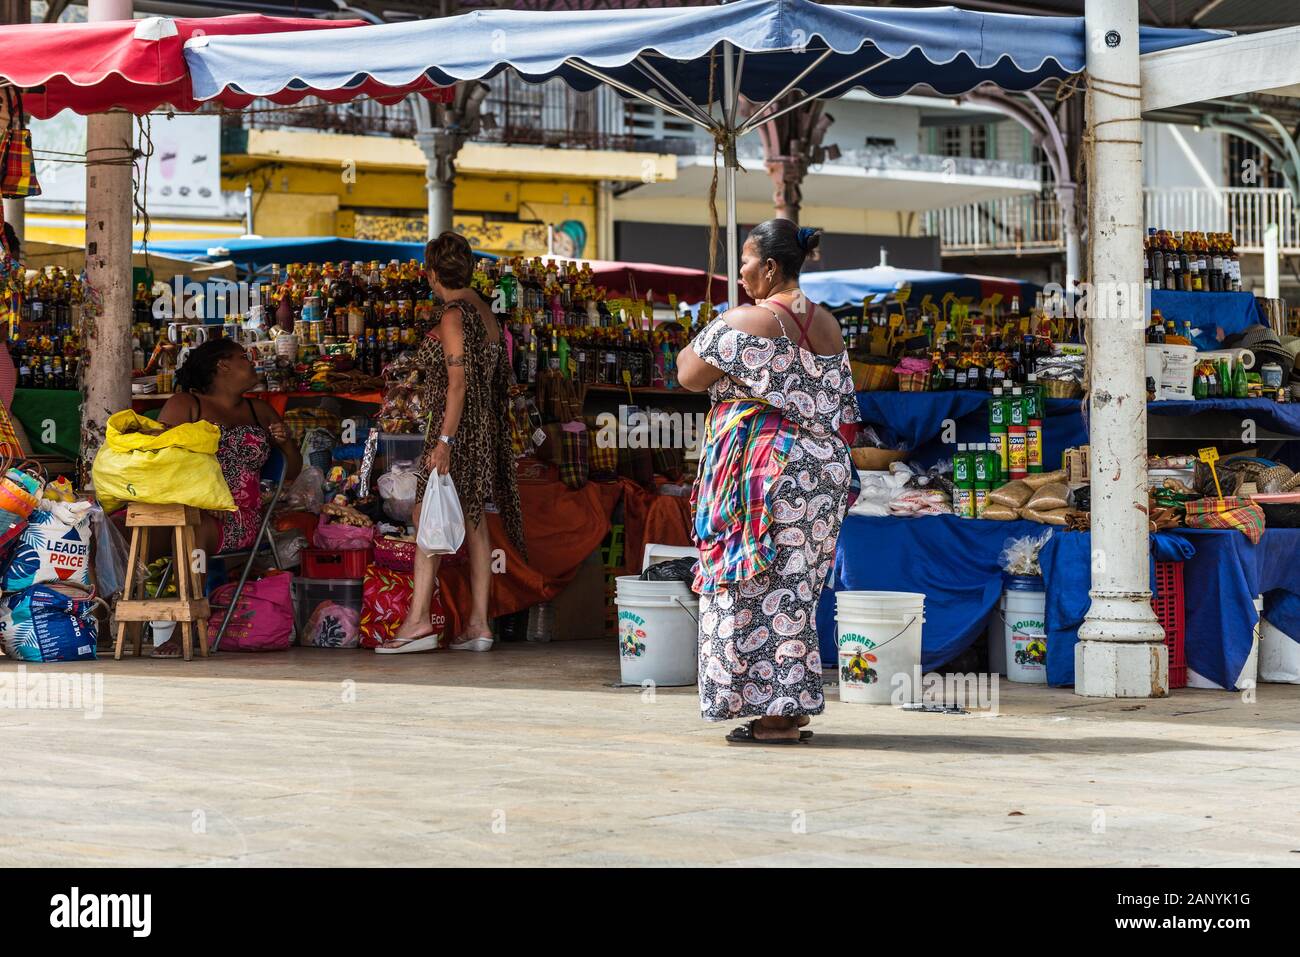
[81,0,135,478]
[1076,0,1167,697]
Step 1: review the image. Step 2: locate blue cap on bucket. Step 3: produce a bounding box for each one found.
[1004,574,1044,591]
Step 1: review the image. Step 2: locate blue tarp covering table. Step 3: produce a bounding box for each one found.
[856,390,1086,470]
[1150,289,1264,347]
[819,516,1300,693]
[1041,528,1300,690]
[856,392,1300,471]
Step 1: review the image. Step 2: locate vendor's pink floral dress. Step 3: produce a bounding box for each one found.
[215,423,270,553]
[691,309,860,722]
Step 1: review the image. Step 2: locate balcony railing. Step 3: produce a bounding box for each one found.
[229,73,639,151]
[926,187,1300,256]
[923,194,1063,255]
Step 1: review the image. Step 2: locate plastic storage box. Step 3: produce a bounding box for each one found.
[301,547,373,579]
[292,577,364,642]
[379,432,426,472]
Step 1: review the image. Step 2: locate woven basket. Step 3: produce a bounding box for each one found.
[898,371,929,392]
[1041,377,1083,399]
[852,359,899,392]
[851,447,908,470]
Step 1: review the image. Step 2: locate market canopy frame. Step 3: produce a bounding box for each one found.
[181,0,1231,303]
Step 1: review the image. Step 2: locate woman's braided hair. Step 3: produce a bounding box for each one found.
[175,337,243,394]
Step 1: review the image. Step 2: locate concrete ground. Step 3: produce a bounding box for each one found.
[1,639,1298,867]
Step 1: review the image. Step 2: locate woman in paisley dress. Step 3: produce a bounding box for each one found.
[678,220,860,744]
[155,338,303,657]
[377,231,525,654]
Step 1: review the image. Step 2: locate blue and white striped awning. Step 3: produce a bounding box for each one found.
[183,0,1229,108]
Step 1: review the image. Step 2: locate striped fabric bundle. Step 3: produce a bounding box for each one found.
[1183,496,1266,544]
[691,399,796,593]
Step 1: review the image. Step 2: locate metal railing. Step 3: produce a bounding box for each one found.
[927,187,1300,256]
[230,74,638,150]
[923,194,1063,255]
[1144,187,1300,252]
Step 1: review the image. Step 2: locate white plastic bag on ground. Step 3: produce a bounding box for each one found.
[416,473,465,557]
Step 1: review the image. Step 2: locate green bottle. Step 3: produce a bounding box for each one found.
[973,443,992,484]
[1232,358,1248,399]
[953,443,971,485]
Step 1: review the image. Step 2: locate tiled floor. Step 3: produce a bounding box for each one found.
[2,640,1298,866]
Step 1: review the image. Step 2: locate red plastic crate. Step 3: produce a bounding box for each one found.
[301,547,373,580]
[1152,560,1187,689]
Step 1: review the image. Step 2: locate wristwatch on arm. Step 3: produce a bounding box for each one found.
[438,434,454,446]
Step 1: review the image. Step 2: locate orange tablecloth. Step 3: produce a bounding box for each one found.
[434,474,693,636]
[436,479,611,636]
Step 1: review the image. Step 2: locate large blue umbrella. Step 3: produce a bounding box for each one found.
[183,0,1228,301]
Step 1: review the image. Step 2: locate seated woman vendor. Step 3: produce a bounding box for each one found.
[151,339,302,655]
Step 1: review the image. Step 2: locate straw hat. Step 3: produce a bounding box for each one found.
[1255,465,1294,494]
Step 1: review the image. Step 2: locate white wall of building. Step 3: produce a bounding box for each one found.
[1142,122,1227,189]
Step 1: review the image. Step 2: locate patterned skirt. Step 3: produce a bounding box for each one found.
[696,434,852,721]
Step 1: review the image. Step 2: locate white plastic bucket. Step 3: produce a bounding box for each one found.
[1002,582,1047,684]
[1259,618,1300,684]
[835,591,925,704]
[614,543,701,687]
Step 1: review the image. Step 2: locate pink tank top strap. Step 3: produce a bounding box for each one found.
[765,297,816,349]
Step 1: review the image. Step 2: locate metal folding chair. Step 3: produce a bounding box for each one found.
[209,446,290,652]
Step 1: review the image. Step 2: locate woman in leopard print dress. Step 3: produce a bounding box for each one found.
[376,232,524,655]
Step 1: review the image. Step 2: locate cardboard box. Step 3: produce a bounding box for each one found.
[1065,446,1090,487]
[550,549,610,640]
[1144,343,1198,401]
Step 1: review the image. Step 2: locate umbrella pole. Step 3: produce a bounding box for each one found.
[723,42,739,307]
[81,0,136,482]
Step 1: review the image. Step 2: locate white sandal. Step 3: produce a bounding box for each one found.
[374,632,439,654]
[450,633,494,652]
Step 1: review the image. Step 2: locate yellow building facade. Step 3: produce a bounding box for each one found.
[220,129,675,259]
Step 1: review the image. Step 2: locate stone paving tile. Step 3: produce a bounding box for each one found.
[4,642,1300,866]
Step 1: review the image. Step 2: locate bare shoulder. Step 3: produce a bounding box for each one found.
[157,392,196,426]
[719,304,783,339]
[810,302,846,354]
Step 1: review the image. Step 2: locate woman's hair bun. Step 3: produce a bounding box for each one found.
[796,226,822,254]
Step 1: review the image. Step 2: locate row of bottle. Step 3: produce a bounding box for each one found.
[1193,356,1248,400]
[10,335,81,389]
[951,443,1005,519]
[477,258,641,330]
[925,334,1056,392]
[1145,309,1196,344]
[510,322,688,389]
[16,266,83,331]
[989,382,1046,480]
[1144,229,1242,293]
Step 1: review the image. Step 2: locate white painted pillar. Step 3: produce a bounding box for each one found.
[81,0,135,479]
[1076,0,1167,697]
[1057,184,1081,284]
[1264,223,1279,298]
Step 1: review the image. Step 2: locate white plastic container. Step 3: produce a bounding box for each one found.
[1258,617,1300,684]
[1144,343,1198,401]
[1002,576,1047,684]
[835,591,925,704]
[614,544,699,687]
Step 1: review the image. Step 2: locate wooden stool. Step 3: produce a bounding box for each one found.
[114,504,210,661]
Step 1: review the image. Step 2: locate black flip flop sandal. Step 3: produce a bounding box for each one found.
[725,720,807,746]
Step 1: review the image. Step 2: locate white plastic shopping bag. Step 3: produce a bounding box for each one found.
[416,473,466,557]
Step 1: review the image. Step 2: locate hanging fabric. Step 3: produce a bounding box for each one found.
[0,88,41,199]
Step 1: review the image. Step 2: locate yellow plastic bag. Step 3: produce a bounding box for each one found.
[91,410,237,513]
